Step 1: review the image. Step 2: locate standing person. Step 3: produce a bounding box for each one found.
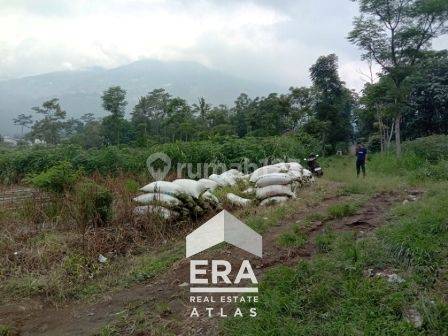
[356,143,367,177]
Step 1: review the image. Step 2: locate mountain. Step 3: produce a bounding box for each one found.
[0,59,284,136]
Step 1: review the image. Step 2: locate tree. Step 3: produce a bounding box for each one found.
[245,94,292,137]
[357,76,398,151]
[232,93,252,137]
[101,86,128,145]
[101,116,134,145]
[101,86,127,117]
[205,105,234,136]
[192,97,212,120]
[309,54,354,152]
[13,114,33,136]
[405,51,448,138]
[64,117,84,137]
[288,87,314,131]
[30,98,67,144]
[348,0,448,156]
[163,97,195,141]
[131,88,171,143]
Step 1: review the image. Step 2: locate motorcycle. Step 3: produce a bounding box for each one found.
[304,154,323,177]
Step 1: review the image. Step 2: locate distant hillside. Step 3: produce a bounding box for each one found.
[0,59,284,136]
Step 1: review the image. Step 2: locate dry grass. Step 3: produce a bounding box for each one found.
[0,172,339,306]
[0,173,205,305]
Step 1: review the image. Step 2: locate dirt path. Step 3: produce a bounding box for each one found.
[0,188,401,335]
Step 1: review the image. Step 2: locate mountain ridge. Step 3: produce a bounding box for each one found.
[0,59,284,136]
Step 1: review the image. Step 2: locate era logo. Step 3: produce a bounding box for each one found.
[190,260,258,285]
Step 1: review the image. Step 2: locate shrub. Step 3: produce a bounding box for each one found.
[404,134,448,162]
[27,161,78,193]
[0,135,321,184]
[71,180,113,228]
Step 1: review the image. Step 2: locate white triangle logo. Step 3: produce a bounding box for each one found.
[186,210,262,258]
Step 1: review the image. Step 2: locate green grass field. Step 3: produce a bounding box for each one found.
[222,152,448,335]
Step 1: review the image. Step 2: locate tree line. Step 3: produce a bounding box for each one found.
[10,0,448,157]
[12,54,357,154]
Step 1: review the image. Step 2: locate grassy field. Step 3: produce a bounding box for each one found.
[222,154,448,335]
[0,136,447,335]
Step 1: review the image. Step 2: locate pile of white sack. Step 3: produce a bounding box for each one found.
[132,169,244,220]
[226,162,314,207]
[253,162,313,206]
[132,162,314,219]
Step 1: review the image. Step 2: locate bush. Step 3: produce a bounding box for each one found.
[72,180,113,228]
[0,136,321,183]
[27,161,78,193]
[404,134,448,162]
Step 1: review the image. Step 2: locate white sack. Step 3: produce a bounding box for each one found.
[220,174,237,186]
[302,169,313,178]
[255,173,294,188]
[197,178,219,191]
[133,205,179,219]
[133,193,182,206]
[286,162,303,171]
[222,169,245,179]
[260,196,289,206]
[208,174,229,186]
[226,193,252,206]
[272,162,289,170]
[256,184,295,200]
[200,190,220,205]
[242,187,254,194]
[172,179,205,198]
[140,181,185,195]
[250,165,284,183]
[287,169,303,180]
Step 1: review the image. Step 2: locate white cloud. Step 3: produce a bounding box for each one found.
[1,0,446,90]
[0,1,288,78]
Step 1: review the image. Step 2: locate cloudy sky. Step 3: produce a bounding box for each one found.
[1,0,447,91]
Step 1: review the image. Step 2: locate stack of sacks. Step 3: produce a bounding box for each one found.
[133,179,220,219]
[132,165,315,218]
[250,162,314,206]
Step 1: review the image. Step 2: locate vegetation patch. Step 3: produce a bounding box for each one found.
[223,184,448,335]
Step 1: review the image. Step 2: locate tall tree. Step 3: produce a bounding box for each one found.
[131,88,171,143]
[310,54,354,152]
[13,114,33,136]
[348,0,448,156]
[101,86,128,145]
[163,97,195,141]
[233,93,252,137]
[101,86,127,117]
[192,97,212,120]
[30,98,67,144]
[357,76,397,151]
